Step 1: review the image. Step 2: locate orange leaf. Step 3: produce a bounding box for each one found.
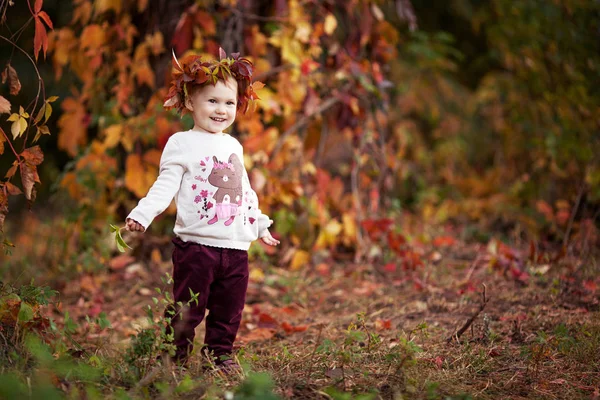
[21,146,44,166]
[57,98,88,156]
[239,327,275,343]
[5,182,22,196]
[125,154,158,198]
[0,129,5,155]
[281,322,308,333]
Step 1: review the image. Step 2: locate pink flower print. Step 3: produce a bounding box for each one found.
[194,195,202,204]
[200,190,208,198]
[206,202,214,210]
[192,184,197,190]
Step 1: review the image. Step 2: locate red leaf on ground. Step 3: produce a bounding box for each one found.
[432,236,456,247]
[258,312,278,329]
[281,322,308,333]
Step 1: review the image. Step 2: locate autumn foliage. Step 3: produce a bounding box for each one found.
[2,0,600,265]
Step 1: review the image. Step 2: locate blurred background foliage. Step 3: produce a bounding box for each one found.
[1,0,599,282]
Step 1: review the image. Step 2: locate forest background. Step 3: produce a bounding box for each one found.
[0,0,599,399]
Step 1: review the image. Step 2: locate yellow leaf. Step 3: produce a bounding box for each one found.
[0,96,10,114]
[342,213,357,243]
[7,113,19,122]
[315,219,342,249]
[18,117,27,135]
[324,13,338,35]
[11,120,20,139]
[249,266,265,282]
[102,124,122,149]
[290,250,310,270]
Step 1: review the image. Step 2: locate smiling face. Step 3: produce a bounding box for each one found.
[185,78,238,134]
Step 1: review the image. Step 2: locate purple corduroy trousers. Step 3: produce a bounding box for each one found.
[167,237,249,363]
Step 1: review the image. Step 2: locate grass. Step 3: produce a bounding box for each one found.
[1,224,599,399]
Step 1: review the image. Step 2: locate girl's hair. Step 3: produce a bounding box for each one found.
[163,48,262,115]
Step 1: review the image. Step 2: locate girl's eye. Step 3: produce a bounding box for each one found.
[227,101,235,105]
[209,99,216,103]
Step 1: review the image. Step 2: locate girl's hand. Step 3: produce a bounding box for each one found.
[260,230,280,246]
[126,218,145,232]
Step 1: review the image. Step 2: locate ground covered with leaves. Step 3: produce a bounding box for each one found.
[2,232,598,399]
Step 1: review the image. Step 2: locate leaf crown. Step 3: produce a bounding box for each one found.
[163,48,263,115]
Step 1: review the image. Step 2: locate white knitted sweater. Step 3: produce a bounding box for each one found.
[127,129,272,250]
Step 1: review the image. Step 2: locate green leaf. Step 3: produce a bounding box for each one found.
[115,229,132,252]
[18,302,34,322]
[97,312,112,329]
[109,224,119,233]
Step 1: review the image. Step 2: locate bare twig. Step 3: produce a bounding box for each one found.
[446,284,490,344]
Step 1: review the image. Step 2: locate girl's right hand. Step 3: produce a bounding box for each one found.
[125,218,145,232]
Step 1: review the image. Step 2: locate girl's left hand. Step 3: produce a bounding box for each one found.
[261,230,280,246]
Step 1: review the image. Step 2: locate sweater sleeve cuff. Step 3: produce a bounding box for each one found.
[257,213,272,237]
[126,209,152,231]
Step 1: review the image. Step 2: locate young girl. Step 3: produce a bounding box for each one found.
[125,50,279,368]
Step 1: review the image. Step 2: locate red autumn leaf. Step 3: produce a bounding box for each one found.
[37,11,53,29]
[432,236,456,247]
[434,356,444,369]
[172,13,193,56]
[383,263,396,272]
[387,231,406,253]
[583,280,597,292]
[34,17,49,60]
[34,0,43,13]
[21,146,44,166]
[258,312,278,328]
